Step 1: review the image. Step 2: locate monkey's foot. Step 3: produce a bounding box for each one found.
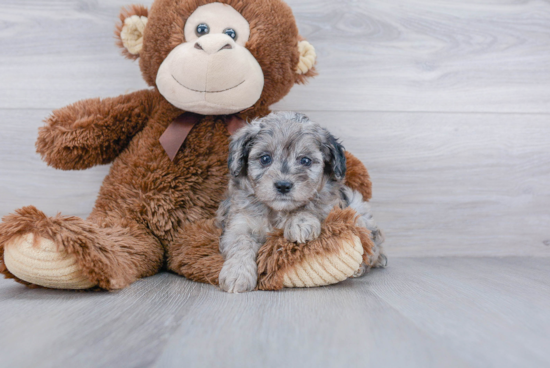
[281,235,364,288]
[3,233,95,289]
[257,207,374,290]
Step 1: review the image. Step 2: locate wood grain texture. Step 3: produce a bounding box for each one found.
[305,111,550,257]
[277,0,550,113]
[1,1,550,366]
[0,0,549,112]
[0,258,549,368]
[2,109,549,257]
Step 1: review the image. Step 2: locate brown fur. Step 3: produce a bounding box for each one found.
[0,0,372,290]
[344,152,373,201]
[167,219,224,285]
[257,207,374,291]
[37,89,160,170]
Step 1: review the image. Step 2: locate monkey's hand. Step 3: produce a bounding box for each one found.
[37,89,158,170]
[284,212,321,244]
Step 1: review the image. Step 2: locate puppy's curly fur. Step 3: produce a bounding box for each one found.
[217,112,385,293]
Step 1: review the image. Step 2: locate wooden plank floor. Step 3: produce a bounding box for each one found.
[1,0,549,367]
[1,258,549,368]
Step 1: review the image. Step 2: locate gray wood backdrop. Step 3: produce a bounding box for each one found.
[1,1,550,367]
[1,0,549,257]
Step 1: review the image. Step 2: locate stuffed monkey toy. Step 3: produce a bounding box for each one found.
[0,0,382,292]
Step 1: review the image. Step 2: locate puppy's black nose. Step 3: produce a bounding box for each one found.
[275,181,294,194]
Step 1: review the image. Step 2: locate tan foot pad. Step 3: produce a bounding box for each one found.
[282,235,363,288]
[4,233,96,289]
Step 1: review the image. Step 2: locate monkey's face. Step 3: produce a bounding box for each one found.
[156,3,264,115]
[115,0,318,118]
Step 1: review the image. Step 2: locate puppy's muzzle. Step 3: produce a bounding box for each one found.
[274,181,294,194]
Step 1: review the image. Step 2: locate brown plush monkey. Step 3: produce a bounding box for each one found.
[0,0,374,291]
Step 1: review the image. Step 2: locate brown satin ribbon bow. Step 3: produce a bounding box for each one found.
[159,113,246,161]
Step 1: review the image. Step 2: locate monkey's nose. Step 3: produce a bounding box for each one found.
[194,34,235,55]
[275,181,294,194]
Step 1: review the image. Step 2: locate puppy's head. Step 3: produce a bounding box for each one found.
[228,111,346,211]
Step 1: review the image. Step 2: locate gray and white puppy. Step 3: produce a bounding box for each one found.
[217,111,385,293]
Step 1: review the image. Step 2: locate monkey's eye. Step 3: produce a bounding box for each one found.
[300,157,312,167]
[196,23,210,37]
[223,28,237,40]
[260,155,272,166]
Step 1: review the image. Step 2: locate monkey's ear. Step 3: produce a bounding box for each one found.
[228,124,259,178]
[115,5,149,60]
[295,39,318,83]
[322,132,347,181]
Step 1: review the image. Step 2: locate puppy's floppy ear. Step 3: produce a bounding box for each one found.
[115,5,149,60]
[228,124,260,177]
[322,131,347,181]
[295,37,318,84]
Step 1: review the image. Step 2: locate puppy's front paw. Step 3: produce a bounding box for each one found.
[284,214,321,243]
[219,260,258,293]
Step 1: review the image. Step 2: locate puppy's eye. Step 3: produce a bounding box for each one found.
[223,28,237,40]
[196,23,210,37]
[300,157,312,167]
[260,155,272,166]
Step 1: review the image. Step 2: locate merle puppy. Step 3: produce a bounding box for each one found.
[217,112,385,293]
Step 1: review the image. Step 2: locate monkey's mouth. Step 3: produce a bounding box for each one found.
[172,75,245,94]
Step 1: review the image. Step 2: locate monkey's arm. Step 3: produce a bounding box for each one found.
[344,152,372,201]
[36,89,158,170]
